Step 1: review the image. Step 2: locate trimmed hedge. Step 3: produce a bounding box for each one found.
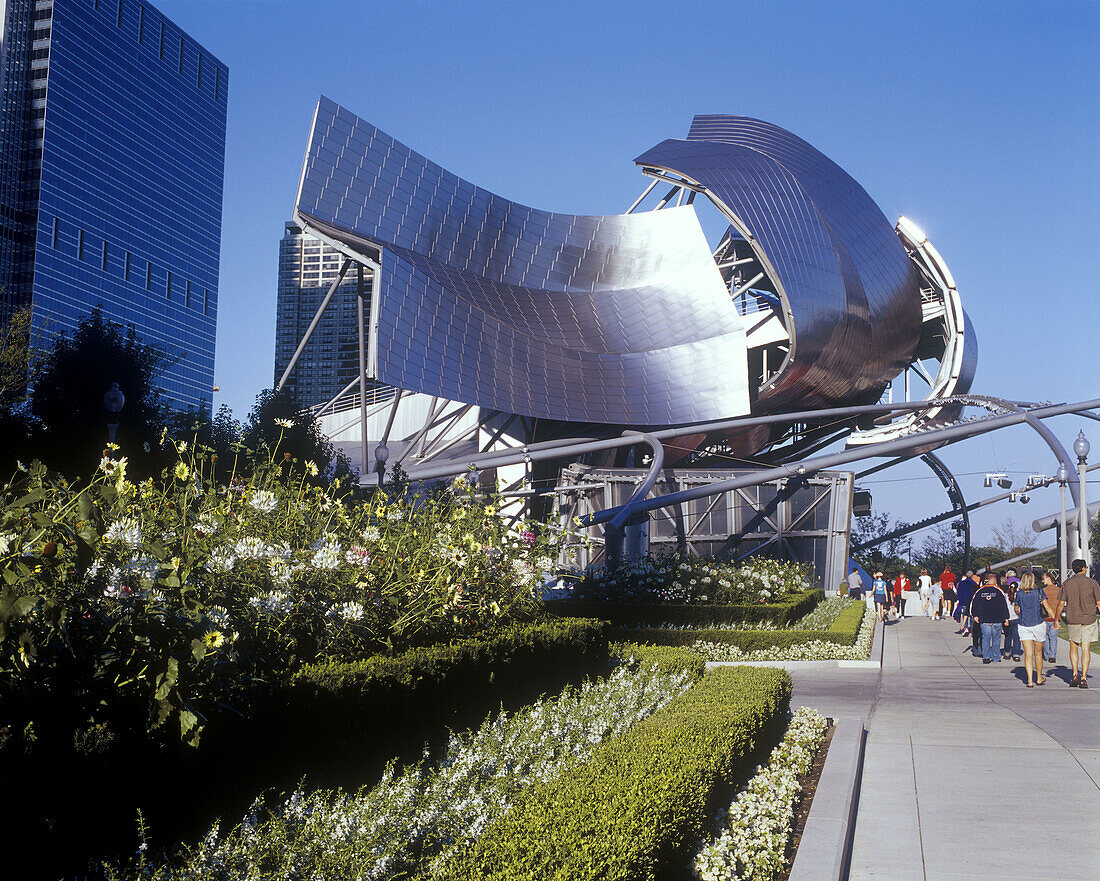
[611,641,708,678]
[543,587,823,628]
[3,618,608,881]
[438,665,792,880]
[609,599,865,650]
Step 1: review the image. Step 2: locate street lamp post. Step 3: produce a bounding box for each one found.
[1074,430,1091,568]
[103,382,125,445]
[374,442,389,489]
[1057,463,1069,581]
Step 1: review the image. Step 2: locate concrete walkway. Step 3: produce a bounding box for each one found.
[791,617,1100,881]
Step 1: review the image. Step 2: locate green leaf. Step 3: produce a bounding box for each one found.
[154,657,179,701]
[191,638,207,662]
[179,709,198,739]
[151,698,172,729]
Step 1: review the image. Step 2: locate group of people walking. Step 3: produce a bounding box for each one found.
[849,559,1100,688]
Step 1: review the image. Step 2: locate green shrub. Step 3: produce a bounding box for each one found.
[610,597,864,651]
[2,618,608,881]
[611,641,707,679]
[440,665,791,881]
[545,587,822,628]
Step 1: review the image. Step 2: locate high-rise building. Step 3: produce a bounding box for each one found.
[274,219,388,412]
[0,0,227,408]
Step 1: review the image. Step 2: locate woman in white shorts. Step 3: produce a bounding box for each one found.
[1013,571,1053,687]
[917,568,933,617]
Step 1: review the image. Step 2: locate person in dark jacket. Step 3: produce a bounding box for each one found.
[971,572,1011,663]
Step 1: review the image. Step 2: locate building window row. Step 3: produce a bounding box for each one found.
[54,217,213,315]
[95,1,224,100]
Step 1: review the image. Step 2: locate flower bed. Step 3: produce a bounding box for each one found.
[692,602,875,662]
[609,599,864,651]
[1,437,564,750]
[106,656,697,880]
[573,555,811,605]
[441,665,792,880]
[693,706,830,880]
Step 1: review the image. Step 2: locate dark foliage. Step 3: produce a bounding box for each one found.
[29,307,173,477]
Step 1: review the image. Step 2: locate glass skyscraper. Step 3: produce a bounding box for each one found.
[274,219,390,412]
[0,0,227,409]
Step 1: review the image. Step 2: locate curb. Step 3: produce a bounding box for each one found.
[787,715,865,881]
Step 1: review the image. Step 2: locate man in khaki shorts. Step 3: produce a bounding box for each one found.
[1058,559,1100,688]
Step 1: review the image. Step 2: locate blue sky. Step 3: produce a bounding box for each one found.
[157,0,1098,546]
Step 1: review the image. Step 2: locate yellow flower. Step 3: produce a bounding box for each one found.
[305,460,319,477]
[202,630,224,648]
[174,462,190,482]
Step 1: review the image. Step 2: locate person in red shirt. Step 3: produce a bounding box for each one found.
[894,571,911,618]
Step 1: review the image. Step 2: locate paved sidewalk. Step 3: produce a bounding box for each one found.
[791,617,1100,881]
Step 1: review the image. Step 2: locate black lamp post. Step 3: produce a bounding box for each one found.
[1074,430,1091,563]
[374,442,389,488]
[103,382,125,444]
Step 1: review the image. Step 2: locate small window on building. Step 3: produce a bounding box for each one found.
[203,289,210,315]
[214,66,220,101]
[186,280,191,308]
[51,216,59,248]
[101,240,108,270]
[138,5,144,41]
[124,251,131,280]
[197,54,202,88]
[78,229,84,260]
[178,36,184,74]
[166,270,172,299]
[117,0,123,28]
[146,261,152,290]
[159,21,164,58]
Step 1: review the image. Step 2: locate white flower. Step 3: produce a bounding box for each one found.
[104,516,143,548]
[209,548,237,573]
[249,490,278,514]
[362,525,381,543]
[274,418,294,428]
[311,541,342,570]
[235,537,272,559]
[0,533,18,555]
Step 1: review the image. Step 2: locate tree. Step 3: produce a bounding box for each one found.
[913,523,965,575]
[241,388,356,483]
[990,517,1037,557]
[30,308,173,477]
[0,306,40,410]
[0,307,41,475]
[851,510,913,573]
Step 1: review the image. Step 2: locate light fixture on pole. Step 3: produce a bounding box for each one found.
[103,382,125,445]
[1057,462,1069,580]
[984,472,1012,490]
[374,442,389,488]
[1075,430,1091,566]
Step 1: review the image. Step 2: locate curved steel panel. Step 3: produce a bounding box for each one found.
[294,97,750,425]
[635,115,923,412]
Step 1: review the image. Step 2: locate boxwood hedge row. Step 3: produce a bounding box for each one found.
[543,587,823,628]
[438,664,792,881]
[4,617,609,881]
[610,599,865,650]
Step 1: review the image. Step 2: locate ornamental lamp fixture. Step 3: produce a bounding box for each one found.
[103,382,125,444]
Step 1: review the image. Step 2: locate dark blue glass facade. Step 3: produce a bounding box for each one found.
[0,0,227,408]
